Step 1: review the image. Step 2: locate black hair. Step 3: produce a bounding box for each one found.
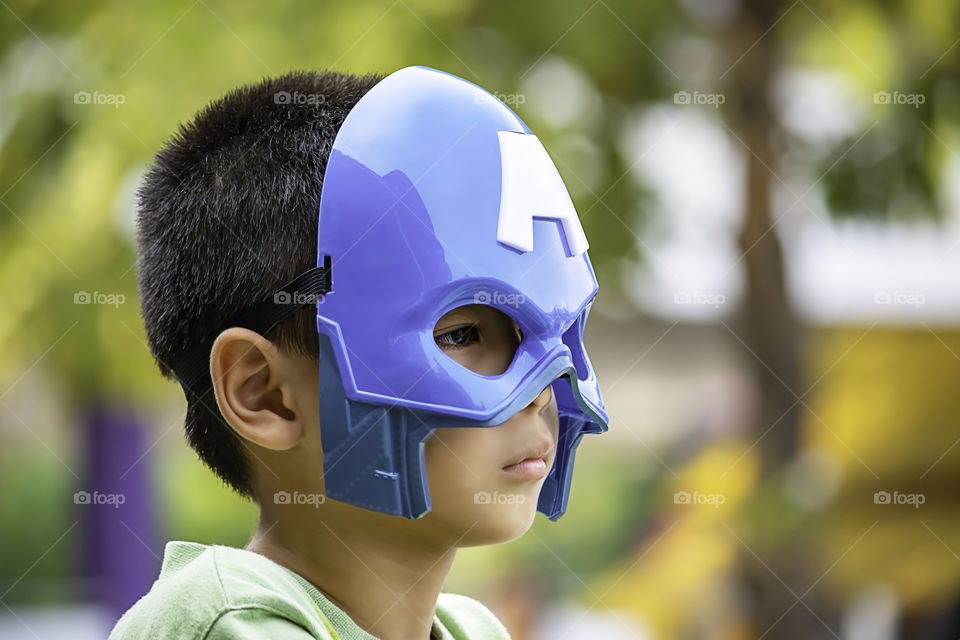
[136,69,383,500]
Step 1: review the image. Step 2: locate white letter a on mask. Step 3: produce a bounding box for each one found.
[496,131,589,257]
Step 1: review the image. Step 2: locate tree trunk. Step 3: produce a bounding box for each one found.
[727,0,835,637]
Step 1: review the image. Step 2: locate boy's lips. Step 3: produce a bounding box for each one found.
[501,437,553,471]
[501,457,549,480]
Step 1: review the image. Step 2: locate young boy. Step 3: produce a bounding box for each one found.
[109,64,608,640]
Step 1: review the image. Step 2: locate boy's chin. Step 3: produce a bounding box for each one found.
[434,500,540,547]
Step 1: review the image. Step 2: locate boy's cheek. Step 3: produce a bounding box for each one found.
[426,434,512,506]
[426,442,494,493]
[426,428,497,472]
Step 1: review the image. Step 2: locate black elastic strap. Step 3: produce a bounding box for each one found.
[170,255,332,396]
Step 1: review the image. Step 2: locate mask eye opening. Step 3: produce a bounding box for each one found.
[432,303,525,378]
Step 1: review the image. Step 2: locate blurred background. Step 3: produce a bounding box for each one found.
[2,0,959,638]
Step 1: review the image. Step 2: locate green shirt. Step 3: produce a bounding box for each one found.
[108,541,512,640]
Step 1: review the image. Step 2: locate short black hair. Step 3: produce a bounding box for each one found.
[136,69,383,500]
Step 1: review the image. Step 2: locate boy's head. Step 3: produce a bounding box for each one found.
[137,65,607,538]
[204,305,560,544]
[136,70,383,500]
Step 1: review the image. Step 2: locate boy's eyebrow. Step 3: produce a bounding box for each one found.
[434,307,476,324]
[433,318,479,334]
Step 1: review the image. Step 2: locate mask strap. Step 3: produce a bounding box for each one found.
[169,255,332,396]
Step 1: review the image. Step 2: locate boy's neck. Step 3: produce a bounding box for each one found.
[245,503,458,640]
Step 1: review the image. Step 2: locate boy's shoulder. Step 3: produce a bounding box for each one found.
[435,592,512,639]
[108,541,341,639]
[108,540,512,640]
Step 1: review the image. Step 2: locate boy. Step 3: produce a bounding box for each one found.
[110,64,608,640]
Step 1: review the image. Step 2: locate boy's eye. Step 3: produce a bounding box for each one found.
[432,304,523,376]
[434,324,479,350]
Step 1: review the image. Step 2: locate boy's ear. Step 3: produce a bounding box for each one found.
[209,327,304,451]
